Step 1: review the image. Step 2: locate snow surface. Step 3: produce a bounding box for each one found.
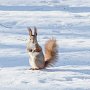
[0,0,90,90]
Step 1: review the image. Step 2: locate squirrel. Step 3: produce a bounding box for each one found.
[26,27,58,70]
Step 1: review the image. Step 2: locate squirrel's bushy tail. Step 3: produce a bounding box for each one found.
[44,38,58,67]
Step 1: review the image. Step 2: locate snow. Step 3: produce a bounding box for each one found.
[0,0,90,90]
[0,0,90,7]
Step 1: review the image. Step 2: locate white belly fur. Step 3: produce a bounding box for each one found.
[28,51,44,68]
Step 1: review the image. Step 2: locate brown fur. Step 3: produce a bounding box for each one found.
[44,38,58,67]
[35,44,42,52]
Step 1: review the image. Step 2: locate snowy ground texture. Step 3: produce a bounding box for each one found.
[0,0,90,90]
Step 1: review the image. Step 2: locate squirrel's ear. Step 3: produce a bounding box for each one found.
[28,27,32,36]
[34,27,37,36]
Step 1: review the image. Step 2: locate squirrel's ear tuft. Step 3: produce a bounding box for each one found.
[28,27,32,36]
[34,27,37,36]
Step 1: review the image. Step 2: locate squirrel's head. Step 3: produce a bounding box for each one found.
[28,27,37,44]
